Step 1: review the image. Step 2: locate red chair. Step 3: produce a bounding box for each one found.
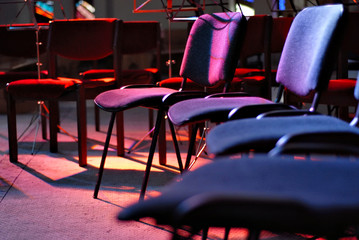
[6,18,120,166]
[236,16,293,99]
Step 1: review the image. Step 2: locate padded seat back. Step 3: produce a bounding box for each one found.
[276,4,346,96]
[47,18,117,61]
[179,12,247,87]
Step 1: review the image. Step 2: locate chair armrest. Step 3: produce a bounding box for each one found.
[162,91,208,106]
[228,103,296,120]
[205,92,251,98]
[269,131,359,156]
[256,109,321,119]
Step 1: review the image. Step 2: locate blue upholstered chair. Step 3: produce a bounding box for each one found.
[93,12,247,200]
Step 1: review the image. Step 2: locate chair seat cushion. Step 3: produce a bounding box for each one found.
[168,96,272,126]
[206,115,359,155]
[118,156,359,234]
[94,87,177,112]
[6,77,79,99]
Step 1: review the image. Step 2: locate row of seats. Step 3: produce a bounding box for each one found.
[0,19,161,167]
[2,6,359,239]
[116,4,359,240]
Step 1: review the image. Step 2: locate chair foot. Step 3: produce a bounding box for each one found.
[94,112,116,199]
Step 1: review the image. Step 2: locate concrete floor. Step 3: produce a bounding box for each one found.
[0,101,252,239]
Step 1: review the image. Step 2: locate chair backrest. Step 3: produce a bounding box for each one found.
[122,21,161,55]
[122,21,161,79]
[337,11,359,79]
[276,4,346,97]
[47,18,118,78]
[0,23,49,58]
[239,15,272,67]
[179,12,247,89]
[270,17,293,55]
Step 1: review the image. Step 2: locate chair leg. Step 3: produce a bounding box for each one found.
[77,85,87,167]
[247,229,261,240]
[41,102,47,140]
[158,112,167,165]
[94,112,116,199]
[94,103,100,132]
[224,227,231,240]
[6,92,18,163]
[116,111,125,156]
[48,100,58,153]
[202,227,209,240]
[139,108,165,201]
[168,120,183,173]
[185,124,199,170]
[149,109,154,137]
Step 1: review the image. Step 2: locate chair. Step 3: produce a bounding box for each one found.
[6,18,119,166]
[167,4,346,169]
[80,21,162,156]
[284,11,359,121]
[231,14,273,100]
[159,15,273,97]
[118,154,359,240]
[93,12,247,200]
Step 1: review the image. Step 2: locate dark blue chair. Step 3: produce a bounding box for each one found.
[93,12,247,200]
[118,155,359,240]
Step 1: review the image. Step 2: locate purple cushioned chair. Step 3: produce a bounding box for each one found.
[93,12,247,200]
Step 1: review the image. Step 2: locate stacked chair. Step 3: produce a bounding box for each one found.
[117,4,356,240]
[93,12,248,200]
[6,18,120,166]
